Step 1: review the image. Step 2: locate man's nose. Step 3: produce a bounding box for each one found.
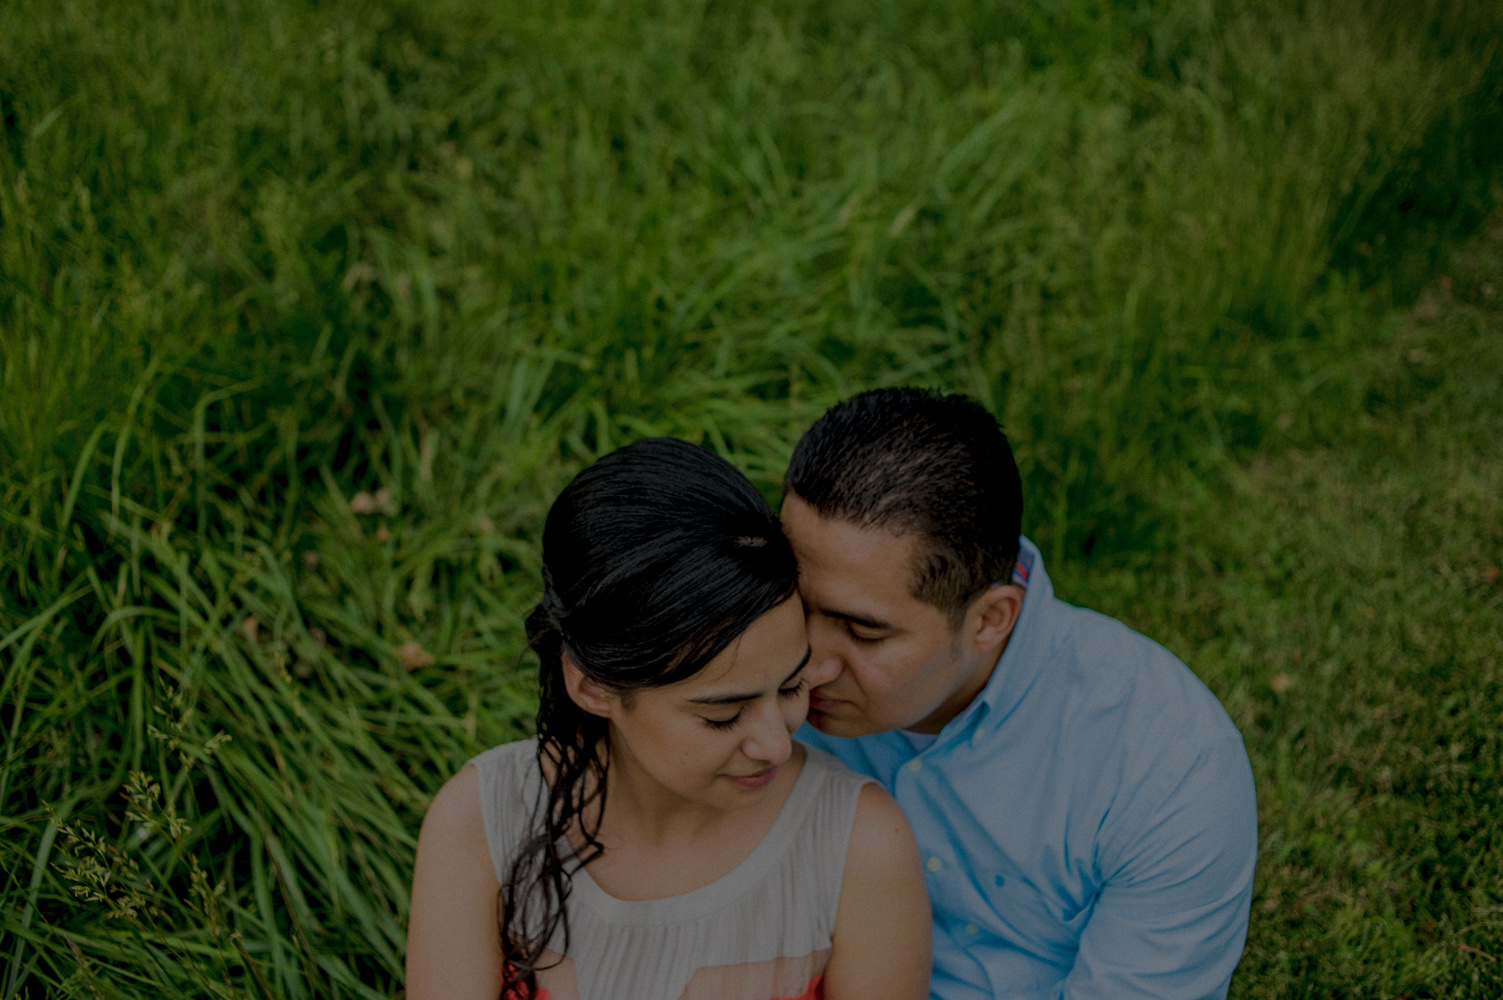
[804,652,841,689]
[802,615,844,687]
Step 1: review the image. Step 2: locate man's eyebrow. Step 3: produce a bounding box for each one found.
[688,648,812,705]
[818,608,894,631]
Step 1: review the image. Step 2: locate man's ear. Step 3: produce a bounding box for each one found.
[967,583,1025,653]
[561,652,618,718]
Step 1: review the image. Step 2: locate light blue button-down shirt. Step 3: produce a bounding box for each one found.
[799,537,1257,1000]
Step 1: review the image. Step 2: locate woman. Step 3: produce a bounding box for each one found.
[406,437,930,1000]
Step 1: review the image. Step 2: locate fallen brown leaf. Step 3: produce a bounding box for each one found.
[397,641,435,671]
[350,488,396,515]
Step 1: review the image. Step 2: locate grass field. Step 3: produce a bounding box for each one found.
[2,0,1501,996]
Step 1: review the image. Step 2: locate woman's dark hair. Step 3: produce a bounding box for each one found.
[501,437,798,995]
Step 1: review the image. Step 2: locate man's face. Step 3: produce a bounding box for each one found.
[781,494,997,736]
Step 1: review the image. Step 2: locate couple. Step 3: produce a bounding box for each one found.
[407,389,1258,1000]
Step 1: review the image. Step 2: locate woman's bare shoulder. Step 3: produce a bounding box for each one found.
[406,764,505,999]
[423,763,485,842]
[823,783,931,1000]
[844,783,921,878]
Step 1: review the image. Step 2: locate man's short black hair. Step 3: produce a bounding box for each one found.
[785,387,1024,625]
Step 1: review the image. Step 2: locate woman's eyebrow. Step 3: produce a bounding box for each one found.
[688,648,812,705]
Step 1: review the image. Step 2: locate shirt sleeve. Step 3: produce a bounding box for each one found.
[1057,735,1258,1000]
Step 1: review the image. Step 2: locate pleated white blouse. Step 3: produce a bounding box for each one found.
[469,739,873,1000]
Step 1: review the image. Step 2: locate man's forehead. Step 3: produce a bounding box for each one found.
[781,494,918,554]
[782,498,923,613]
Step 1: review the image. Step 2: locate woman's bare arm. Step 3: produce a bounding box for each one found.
[823,784,932,1000]
[406,764,507,1000]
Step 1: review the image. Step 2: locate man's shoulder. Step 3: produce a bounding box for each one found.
[1013,596,1256,878]
[1042,598,1241,748]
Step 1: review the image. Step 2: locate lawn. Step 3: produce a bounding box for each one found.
[1,0,1500,996]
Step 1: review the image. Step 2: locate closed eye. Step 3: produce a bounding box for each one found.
[702,677,807,730]
[696,649,810,729]
[703,712,742,731]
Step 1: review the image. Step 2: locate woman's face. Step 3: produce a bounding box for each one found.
[584,596,812,812]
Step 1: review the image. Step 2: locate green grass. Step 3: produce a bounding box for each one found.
[1,0,1500,996]
[1067,227,1503,995]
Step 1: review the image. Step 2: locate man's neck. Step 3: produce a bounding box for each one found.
[905,639,1009,735]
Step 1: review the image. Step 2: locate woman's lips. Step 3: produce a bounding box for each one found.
[727,765,778,789]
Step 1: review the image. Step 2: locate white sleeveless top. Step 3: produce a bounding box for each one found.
[469,739,874,1000]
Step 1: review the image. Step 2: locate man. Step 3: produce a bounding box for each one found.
[786,388,1257,1000]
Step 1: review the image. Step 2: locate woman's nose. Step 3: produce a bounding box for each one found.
[742,702,794,765]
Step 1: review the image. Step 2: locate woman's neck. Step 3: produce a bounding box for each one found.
[563,738,806,902]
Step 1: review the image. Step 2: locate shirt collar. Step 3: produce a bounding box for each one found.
[944,536,1058,740]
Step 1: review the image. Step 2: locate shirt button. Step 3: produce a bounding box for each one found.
[906,759,923,773]
[926,856,943,873]
[964,923,980,936]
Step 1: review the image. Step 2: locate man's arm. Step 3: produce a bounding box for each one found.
[1060,737,1258,1000]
